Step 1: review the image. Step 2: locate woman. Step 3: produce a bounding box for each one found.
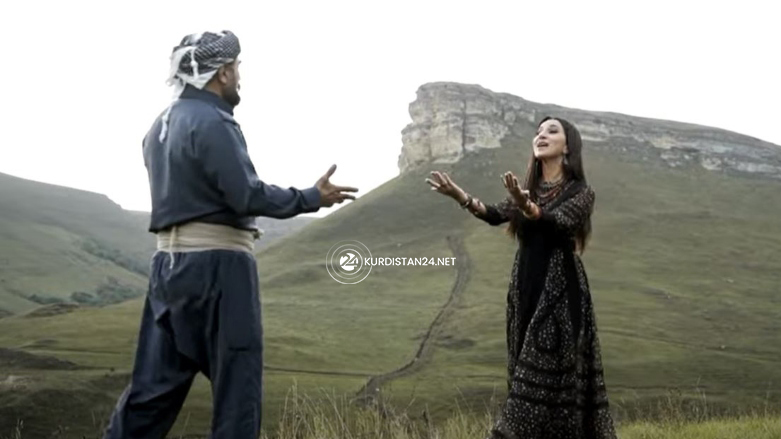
[426,117,617,438]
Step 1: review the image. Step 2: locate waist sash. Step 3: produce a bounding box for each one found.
[156,222,261,267]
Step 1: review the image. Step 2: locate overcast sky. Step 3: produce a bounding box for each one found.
[1,0,778,218]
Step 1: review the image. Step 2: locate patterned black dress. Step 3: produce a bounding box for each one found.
[474,178,617,439]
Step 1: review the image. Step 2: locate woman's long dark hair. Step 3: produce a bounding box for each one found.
[507,116,592,252]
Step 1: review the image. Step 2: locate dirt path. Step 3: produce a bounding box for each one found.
[264,365,369,378]
[354,235,471,402]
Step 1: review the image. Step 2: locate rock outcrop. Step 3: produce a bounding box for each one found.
[398,82,781,179]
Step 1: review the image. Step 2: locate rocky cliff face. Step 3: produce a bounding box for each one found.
[398,83,781,179]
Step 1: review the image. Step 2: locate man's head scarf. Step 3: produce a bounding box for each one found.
[159,30,241,142]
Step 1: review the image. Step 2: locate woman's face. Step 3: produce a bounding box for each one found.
[533,119,568,160]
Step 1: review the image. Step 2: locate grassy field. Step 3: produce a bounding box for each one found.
[3,386,779,438]
[0,129,780,437]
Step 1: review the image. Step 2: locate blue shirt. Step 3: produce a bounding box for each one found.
[142,85,321,233]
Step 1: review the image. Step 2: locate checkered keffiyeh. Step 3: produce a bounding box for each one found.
[159,30,241,142]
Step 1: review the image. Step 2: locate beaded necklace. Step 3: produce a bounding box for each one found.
[535,176,568,207]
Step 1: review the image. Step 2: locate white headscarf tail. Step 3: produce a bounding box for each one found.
[158,31,239,143]
[159,47,218,142]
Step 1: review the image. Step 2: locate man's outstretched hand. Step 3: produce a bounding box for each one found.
[316,165,359,208]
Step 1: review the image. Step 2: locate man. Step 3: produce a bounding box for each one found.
[103,30,358,439]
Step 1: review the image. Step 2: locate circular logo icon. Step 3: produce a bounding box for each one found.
[326,240,372,284]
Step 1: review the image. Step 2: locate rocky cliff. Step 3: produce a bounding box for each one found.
[398,82,781,179]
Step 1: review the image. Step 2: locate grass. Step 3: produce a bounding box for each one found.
[265,387,781,439]
[3,386,779,438]
[619,417,780,439]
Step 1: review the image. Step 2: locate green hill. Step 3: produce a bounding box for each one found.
[0,173,155,315]
[1,96,780,436]
[0,173,314,317]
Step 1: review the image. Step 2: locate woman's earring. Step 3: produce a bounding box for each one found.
[563,153,569,166]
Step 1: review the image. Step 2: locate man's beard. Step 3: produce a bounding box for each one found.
[224,84,241,107]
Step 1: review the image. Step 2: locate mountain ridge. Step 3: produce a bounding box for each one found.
[398,82,781,179]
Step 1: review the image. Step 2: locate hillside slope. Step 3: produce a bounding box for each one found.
[0,173,314,315]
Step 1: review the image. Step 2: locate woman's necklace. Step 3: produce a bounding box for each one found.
[539,176,564,190]
[536,176,567,206]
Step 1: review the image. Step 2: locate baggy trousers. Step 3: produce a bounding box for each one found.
[103,249,263,439]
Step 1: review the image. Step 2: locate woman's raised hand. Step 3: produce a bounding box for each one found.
[426,171,467,202]
[502,171,530,207]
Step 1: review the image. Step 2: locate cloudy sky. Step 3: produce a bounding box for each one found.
[1,0,778,217]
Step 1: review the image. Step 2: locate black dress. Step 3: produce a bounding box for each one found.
[475,179,617,439]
